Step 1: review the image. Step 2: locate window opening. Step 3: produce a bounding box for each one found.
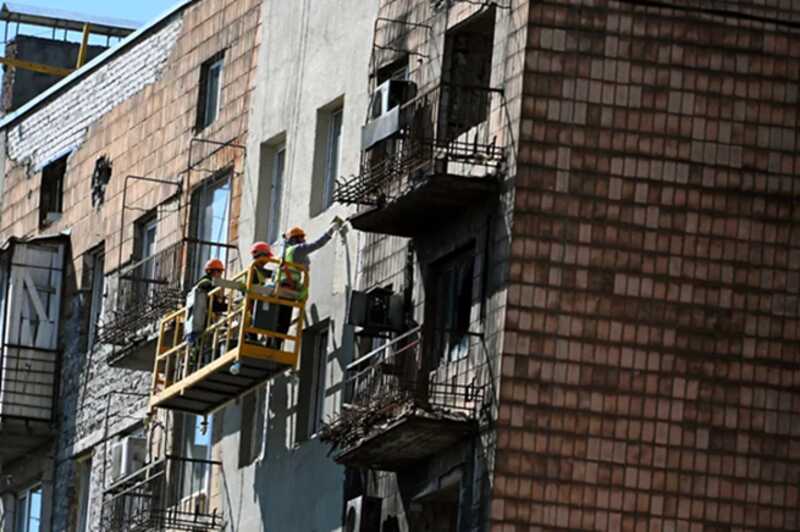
[196,52,224,130]
[87,246,105,350]
[181,414,212,496]
[189,174,231,284]
[427,246,475,363]
[39,155,67,227]
[267,145,286,244]
[15,484,42,532]
[323,109,343,209]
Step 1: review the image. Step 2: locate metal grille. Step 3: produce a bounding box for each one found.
[321,326,487,449]
[100,456,224,532]
[334,83,506,207]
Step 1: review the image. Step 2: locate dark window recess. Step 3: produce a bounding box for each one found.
[296,321,329,442]
[196,51,225,131]
[39,155,67,227]
[91,156,112,207]
[426,245,475,363]
[440,8,495,140]
[239,386,266,467]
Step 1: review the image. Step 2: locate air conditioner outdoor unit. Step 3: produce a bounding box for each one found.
[110,436,147,482]
[347,287,404,334]
[345,495,382,532]
[362,79,417,151]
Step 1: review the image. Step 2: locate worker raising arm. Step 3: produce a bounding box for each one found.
[280,217,344,298]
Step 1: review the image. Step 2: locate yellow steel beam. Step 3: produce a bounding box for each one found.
[0,56,73,77]
[76,23,91,69]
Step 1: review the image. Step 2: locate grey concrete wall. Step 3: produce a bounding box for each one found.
[2,36,108,113]
[231,0,378,530]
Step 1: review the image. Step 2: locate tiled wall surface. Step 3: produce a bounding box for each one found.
[494,1,800,530]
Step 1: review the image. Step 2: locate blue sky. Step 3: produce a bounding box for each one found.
[17,0,172,26]
[0,1,173,55]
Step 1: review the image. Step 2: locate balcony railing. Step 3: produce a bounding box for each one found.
[100,455,224,532]
[98,241,185,350]
[321,326,486,469]
[335,83,505,208]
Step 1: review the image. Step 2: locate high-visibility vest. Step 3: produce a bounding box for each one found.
[277,246,307,301]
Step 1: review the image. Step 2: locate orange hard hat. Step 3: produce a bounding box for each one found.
[250,241,273,258]
[286,226,306,239]
[204,258,225,272]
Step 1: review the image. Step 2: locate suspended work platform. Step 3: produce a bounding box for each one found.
[149,258,308,415]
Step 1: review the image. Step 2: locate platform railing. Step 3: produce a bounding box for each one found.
[149,258,308,410]
[335,83,505,206]
[100,455,224,532]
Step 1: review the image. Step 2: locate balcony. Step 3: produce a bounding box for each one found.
[100,455,224,532]
[99,241,185,370]
[335,83,505,237]
[149,258,307,415]
[320,326,485,471]
[0,236,65,464]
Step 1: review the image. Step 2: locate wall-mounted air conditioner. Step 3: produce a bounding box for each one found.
[361,79,417,151]
[345,495,382,532]
[347,287,404,334]
[110,436,147,482]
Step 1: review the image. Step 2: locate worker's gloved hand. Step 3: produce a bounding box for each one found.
[329,215,345,233]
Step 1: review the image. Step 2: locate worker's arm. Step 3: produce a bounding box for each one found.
[291,229,333,262]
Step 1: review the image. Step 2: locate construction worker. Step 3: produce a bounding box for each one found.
[271,218,344,345]
[184,259,229,373]
[249,241,274,284]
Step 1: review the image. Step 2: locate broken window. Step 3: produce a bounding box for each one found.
[177,414,213,495]
[259,139,286,244]
[91,156,112,207]
[440,9,495,141]
[427,245,475,363]
[239,385,267,467]
[39,155,67,227]
[296,321,330,442]
[133,213,158,304]
[196,52,224,130]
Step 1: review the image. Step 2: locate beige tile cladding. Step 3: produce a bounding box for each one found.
[0,0,262,278]
[493,1,800,531]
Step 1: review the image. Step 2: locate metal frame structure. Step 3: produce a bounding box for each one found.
[100,455,225,532]
[150,257,308,415]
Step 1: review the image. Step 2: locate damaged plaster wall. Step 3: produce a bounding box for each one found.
[5,16,183,173]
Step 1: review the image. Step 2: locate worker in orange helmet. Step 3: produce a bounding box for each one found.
[270,217,344,347]
[249,241,274,286]
[185,258,228,348]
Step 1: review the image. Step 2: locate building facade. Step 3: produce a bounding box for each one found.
[0,0,798,532]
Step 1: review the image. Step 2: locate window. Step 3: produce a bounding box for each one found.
[427,246,475,363]
[310,100,344,215]
[239,385,267,467]
[196,52,224,130]
[86,245,105,350]
[75,455,93,532]
[39,155,67,227]
[259,140,286,244]
[440,9,495,140]
[180,414,212,496]
[296,321,330,441]
[189,174,231,284]
[15,484,42,532]
[134,214,158,303]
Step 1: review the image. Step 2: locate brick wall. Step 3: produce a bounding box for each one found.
[0,1,262,530]
[494,1,800,530]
